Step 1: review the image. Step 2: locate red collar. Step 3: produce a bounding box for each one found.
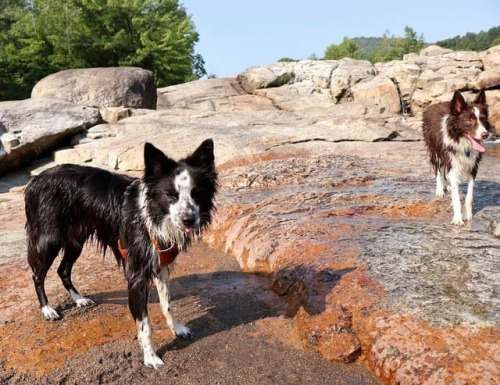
[118,227,180,268]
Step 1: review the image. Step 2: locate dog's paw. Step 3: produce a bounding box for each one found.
[76,297,95,308]
[41,305,61,321]
[435,190,446,198]
[143,352,165,369]
[175,324,194,340]
[451,217,465,226]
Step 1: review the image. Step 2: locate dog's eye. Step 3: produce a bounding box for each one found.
[168,191,179,201]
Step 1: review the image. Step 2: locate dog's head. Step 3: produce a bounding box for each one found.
[142,139,217,239]
[450,90,491,151]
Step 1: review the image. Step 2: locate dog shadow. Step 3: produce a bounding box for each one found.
[470,180,500,213]
[90,264,354,354]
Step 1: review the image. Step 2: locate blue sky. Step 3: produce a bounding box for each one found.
[181,0,500,78]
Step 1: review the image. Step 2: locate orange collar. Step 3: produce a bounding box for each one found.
[118,227,180,268]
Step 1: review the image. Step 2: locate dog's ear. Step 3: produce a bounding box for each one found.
[474,89,486,105]
[144,142,176,178]
[450,91,467,114]
[185,139,215,168]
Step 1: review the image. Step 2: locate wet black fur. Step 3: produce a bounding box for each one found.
[25,140,217,321]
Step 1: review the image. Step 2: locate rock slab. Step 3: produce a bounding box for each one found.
[0,98,101,175]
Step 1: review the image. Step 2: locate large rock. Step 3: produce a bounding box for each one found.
[419,45,453,56]
[476,45,500,90]
[157,78,275,112]
[480,44,500,69]
[476,69,500,90]
[237,62,295,94]
[329,59,376,102]
[0,98,101,175]
[31,67,157,109]
[351,75,401,113]
[292,60,340,89]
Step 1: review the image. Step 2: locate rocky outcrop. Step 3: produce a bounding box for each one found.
[0,98,101,175]
[31,67,157,109]
[1,45,500,385]
[235,44,500,126]
[477,45,500,104]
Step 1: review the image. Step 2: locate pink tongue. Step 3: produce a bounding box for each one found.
[468,135,485,152]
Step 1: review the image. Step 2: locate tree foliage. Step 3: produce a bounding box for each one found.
[324,37,361,60]
[321,25,500,64]
[0,0,205,101]
[323,26,425,63]
[435,26,500,51]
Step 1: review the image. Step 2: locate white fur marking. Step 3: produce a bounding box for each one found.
[448,169,465,226]
[154,269,192,338]
[139,180,193,253]
[70,289,95,307]
[170,170,201,232]
[137,317,164,369]
[464,176,475,221]
[472,107,488,140]
[41,305,60,320]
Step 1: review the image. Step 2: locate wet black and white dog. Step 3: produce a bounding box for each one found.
[25,139,217,368]
[422,90,491,225]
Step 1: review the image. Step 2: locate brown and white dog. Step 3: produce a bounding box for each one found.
[422,90,492,225]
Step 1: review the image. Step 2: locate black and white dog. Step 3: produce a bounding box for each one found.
[25,139,217,368]
[422,90,491,225]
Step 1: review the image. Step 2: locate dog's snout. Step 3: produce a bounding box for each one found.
[481,131,489,139]
[181,215,197,228]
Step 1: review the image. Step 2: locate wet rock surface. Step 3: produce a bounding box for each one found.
[205,145,500,384]
[1,140,498,384]
[0,234,378,385]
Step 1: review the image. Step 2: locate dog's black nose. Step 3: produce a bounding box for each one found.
[181,216,197,228]
[481,132,489,139]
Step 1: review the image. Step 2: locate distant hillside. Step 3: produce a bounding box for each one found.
[352,37,384,57]
[353,26,500,57]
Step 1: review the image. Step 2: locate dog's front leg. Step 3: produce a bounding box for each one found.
[128,281,164,369]
[449,172,465,226]
[154,268,193,339]
[464,176,475,222]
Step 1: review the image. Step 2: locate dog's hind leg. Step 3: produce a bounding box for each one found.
[435,167,447,197]
[57,241,95,308]
[154,268,193,339]
[129,281,164,369]
[27,241,62,321]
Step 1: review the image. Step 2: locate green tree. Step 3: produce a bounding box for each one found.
[323,37,361,60]
[436,26,500,51]
[365,26,425,63]
[0,0,205,100]
[278,57,297,62]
